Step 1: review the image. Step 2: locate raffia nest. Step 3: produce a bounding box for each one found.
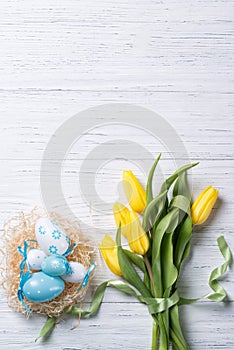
[0,207,95,317]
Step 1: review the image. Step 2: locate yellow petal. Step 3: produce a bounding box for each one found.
[122,170,146,214]
[127,211,149,255]
[191,186,219,225]
[113,202,131,238]
[99,235,122,276]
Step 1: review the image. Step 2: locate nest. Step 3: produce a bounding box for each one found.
[0,208,95,317]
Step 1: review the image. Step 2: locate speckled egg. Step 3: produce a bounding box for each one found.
[61,262,86,283]
[27,248,47,271]
[23,271,65,303]
[41,255,68,277]
[35,218,70,256]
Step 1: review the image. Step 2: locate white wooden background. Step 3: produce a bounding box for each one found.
[0,0,234,349]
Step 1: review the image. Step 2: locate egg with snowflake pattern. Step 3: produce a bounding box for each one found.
[41,255,68,277]
[35,218,70,256]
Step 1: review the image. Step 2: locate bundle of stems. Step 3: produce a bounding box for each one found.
[38,155,232,349]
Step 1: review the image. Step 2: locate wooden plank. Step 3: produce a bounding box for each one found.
[0,0,233,348]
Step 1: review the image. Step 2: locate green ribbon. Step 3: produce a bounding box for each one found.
[139,290,180,314]
[65,236,231,319]
[180,235,232,305]
[66,281,180,319]
[37,231,232,340]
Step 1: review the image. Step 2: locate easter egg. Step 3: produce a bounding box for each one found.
[41,255,68,277]
[27,249,47,271]
[23,271,65,303]
[35,218,70,256]
[61,262,86,283]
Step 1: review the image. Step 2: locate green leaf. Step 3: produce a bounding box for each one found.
[142,190,168,231]
[170,306,189,350]
[116,226,152,298]
[143,269,151,292]
[170,195,191,215]
[146,153,161,204]
[123,249,146,272]
[173,177,179,198]
[174,216,193,269]
[152,208,180,297]
[122,250,151,291]
[160,163,199,193]
[161,232,178,296]
[35,317,57,342]
[173,172,191,202]
[144,164,195,235]
[172,172,193,271]
[180,242,191,263]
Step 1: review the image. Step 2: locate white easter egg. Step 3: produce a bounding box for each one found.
[61,262,86,283]
[35,218,70,256]
[27,248,46,270]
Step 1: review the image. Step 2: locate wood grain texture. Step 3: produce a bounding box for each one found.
[0,0,234,349]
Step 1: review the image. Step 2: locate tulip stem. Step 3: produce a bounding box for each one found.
[144,255,155,292]
[151,319,159,349]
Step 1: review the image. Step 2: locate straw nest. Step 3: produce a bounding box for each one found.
[0,208,95,317]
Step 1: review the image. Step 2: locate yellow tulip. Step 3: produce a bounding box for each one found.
[99,235,122,276]
[113,202,131,238]
[122,170,146,214]
[127,211,149,255]
[191,186,219,225]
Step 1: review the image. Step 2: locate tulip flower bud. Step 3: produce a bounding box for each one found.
[191,186,219,225]
[113,202,131,239]
[122,170,146,214]
[99,235,122,276]
[127,211,149,255]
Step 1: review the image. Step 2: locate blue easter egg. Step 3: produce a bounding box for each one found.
[41,255,68,277]
[23,271,65,303]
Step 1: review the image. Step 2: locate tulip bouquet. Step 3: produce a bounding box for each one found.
[52,156,231,349]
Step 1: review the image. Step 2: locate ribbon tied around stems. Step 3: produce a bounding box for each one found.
[139,290,180,314]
